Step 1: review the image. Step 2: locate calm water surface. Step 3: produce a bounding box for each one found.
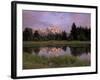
[23,45,90,61]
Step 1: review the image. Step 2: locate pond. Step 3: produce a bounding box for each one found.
[23,44,91,69]
[23,45,91,62]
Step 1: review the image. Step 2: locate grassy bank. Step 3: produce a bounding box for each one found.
[23,41,90,47]
[23,52,90,69]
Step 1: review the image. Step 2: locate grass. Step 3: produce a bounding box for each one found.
[23,40,90,47]
[23,52,90,69]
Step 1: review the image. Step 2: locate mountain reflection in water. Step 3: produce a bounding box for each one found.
[23,45,90,61]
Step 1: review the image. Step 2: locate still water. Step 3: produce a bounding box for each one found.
[23,45,90,61]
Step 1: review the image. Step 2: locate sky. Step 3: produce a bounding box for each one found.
[23,10,91,33]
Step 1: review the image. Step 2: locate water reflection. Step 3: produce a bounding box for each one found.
[23,45,90,61]
[70,46,90,56]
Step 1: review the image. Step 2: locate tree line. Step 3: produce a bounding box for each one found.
[23,22,90,41]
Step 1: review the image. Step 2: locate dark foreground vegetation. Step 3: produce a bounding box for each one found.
[23,52,90,69]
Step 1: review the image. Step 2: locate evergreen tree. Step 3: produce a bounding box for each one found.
[70,22,77,40]
[23,28,33,41]
[33,30,40,40]
[62,31,67,40]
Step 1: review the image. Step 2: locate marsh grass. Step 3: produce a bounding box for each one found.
[23,52,90,69]
[23,41,90,47]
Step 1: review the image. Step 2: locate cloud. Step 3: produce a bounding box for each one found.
[23,10,91,32]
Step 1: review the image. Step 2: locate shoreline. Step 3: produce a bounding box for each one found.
[23,41,90,47]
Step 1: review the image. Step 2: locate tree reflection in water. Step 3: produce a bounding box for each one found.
[23,45,90,60]
[70,46,90,56]
[33,48,40,55]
